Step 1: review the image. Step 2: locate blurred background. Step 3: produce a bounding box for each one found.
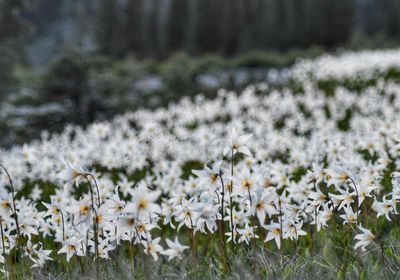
[1,0,400,147]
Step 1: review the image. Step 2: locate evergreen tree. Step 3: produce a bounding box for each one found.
[194,0,223,54]
[292,0,307,48]
[148,0,161,57]
[319,0,354,46]
[219,0,241,56]
[382,0,400,38]
[43,49,90,124]
[166,0,189,53]
[239,0,260,52]
[124,0,144,56]
[95,0,124,57]
[0,0,34,93]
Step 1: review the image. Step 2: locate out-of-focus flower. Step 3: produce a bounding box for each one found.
[354,225,375,251]
[223,128,252,157]
[161,237,189,260]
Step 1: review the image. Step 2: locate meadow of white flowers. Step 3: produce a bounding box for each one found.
[1,48,400,279]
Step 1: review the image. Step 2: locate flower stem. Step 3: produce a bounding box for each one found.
[84,174,100,278]
[0,164,21,239]
[0,216,8,280]
[230,148,235,252]
[348,177,360,224]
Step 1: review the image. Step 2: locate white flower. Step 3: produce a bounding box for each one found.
[161,237,189,261]
[125,182,161,216]
[237,224,258,245]
[357,180,377,206]
[308,188,328,206]
[283,219,307,241]
[312,203,333,232]
[143,237,163,261]
[192,162,222,189]
[340,206,359,224]
[372,198,397,221]
[223,128,252,157]
[65,199,92,225]
[42,200,62,219]
[326,166,352,187]
[58,237,85,262]
[264,222,282,249]
[58,159,85,184]
[354,225,375,251]
[28,244,52,269]
[19,216,39,240]
[329,188,355,210]
[252,189,278,225]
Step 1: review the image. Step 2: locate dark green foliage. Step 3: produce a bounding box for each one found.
[159,53,197,97]
[0,0,35,93]
[337,108,352,131]
[95,0,125,58]
[90,0,399,59]
[166,0,188,53]
[43,49,91,124]
[181,160,204,180]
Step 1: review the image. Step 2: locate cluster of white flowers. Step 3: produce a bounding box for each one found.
[291,48,400,81]
[0,49,400,271]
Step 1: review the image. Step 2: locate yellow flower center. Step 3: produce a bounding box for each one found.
[96,214,103,224]
[242,179,252,190]
[79,205,90,216]
[339,173,349,181]
[138,198,148,210]
[232,143,240,150]
[1,201,10,210]
[210,174,218,183]
[272,228,281,235]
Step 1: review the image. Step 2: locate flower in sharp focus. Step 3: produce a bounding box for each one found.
[94,204,112,229]
[264,222,282,249]
[174,197,203,230]
[58,236,85,262]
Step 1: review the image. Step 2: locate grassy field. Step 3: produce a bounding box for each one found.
[1,49,400,279]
